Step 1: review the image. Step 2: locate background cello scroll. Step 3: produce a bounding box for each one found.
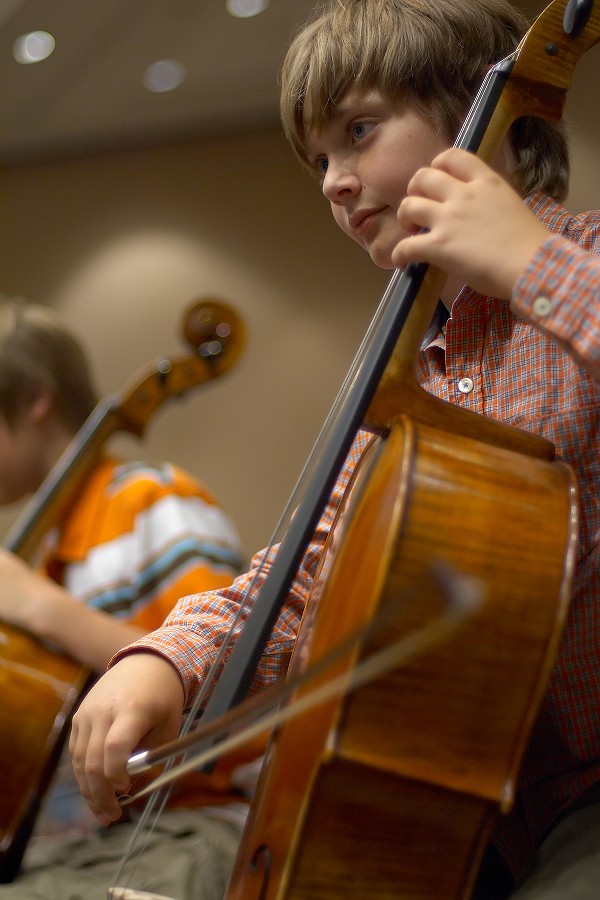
[0,299,244,883]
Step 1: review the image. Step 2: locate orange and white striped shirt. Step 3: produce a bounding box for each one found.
[42,455,244,628]
[37,454,244,836]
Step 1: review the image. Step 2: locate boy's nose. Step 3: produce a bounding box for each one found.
[322,163,361,203]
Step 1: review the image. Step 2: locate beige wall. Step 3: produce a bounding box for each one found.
[521,0,600,215]
[0,130,387,556]
[1,7,599,557]
[566,45,600,214]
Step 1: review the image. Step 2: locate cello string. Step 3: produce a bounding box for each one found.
[189,48,523,724]
[176,266,403,727]
[109,47,518,895]
[145,295,390,769]
[109,786,172,893]
[168,50,517,745]
[108,57,512,892]
[109,245,399,892]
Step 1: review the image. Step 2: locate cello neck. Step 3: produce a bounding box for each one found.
[4,398,120,559]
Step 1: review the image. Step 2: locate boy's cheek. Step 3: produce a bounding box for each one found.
[330,208,362,247]
[330,205,347,231]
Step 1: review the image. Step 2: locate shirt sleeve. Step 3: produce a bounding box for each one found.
[511,233,600,380]
[110,430,375,710]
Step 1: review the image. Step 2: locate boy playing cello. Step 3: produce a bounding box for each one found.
[71,2,600,895]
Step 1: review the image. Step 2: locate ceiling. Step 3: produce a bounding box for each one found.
[0,0,320,167]
[1,1,596,171]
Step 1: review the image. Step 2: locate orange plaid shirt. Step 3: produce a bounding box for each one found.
[120,194,600,884]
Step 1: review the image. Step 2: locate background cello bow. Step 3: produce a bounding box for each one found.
[0,299,244,883]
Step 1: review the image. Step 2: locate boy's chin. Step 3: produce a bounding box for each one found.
[369,250,397,270]
[366,239,401,270]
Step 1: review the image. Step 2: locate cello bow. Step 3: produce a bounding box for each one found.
[0,299,243,883]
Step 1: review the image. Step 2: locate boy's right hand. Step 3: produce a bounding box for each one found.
[69,652,185,824]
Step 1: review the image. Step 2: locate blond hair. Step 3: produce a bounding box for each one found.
[280,0,569,200]
[0,298,98,431]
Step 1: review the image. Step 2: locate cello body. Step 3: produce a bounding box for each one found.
[0,629,92,880]
[227,413,577,898]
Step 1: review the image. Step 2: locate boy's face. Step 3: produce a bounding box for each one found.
[304,89,450,269]
[0,405,47,504]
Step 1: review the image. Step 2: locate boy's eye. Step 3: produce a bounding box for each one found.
[316,156,328,175]
[350,121,374,141]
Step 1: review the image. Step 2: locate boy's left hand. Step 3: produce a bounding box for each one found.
[392,147,549,299]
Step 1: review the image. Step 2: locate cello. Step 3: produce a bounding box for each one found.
[218,1,598,896]
[119,0,597,896]
[0,300,243,882]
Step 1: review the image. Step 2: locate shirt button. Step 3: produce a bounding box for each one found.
[458,377,474,394]
[533,295,553,317]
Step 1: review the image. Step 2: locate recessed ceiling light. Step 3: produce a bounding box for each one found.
[13,30,55,64]
[226,0,269,19]
[143,59,186,93]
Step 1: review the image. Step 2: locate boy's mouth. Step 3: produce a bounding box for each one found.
[349,207,385,236]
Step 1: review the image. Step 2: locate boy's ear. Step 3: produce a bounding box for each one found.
[27,387,55,424]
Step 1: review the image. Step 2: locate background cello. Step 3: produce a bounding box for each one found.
[0,299,243,882]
